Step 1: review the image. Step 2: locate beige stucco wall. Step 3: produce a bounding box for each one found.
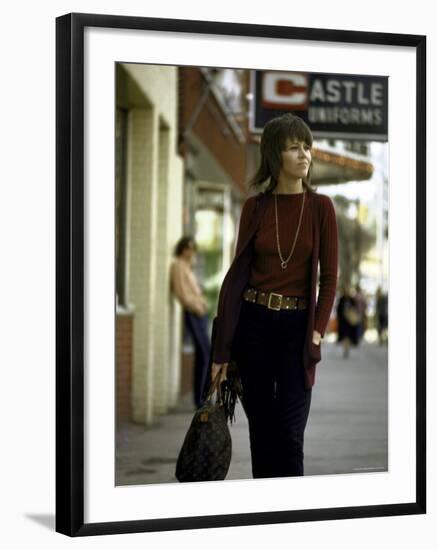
[119,64,184,424]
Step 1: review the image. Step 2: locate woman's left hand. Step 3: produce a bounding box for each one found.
[312,330,322,346]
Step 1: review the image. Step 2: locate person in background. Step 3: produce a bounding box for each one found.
[170,236,210,409]
[375,285,388,346]
[336,283,360,358]
[354,283,368,343]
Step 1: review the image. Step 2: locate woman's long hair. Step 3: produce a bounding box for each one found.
[247,113,318,195]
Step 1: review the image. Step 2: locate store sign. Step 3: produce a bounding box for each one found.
[250,70,388,141]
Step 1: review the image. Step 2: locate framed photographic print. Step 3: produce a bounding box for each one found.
[56,12,426,536]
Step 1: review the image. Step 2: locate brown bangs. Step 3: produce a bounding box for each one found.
[278,116,313,151]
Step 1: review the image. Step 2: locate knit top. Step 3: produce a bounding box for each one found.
[211,190,339,384]
[248,192,312,298]
[247,190,338,337]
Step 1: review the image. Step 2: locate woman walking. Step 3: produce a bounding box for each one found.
[210,113,339,479]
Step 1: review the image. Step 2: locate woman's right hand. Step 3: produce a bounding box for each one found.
[211,361,229,384]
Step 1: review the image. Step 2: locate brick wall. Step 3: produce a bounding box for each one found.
[116,313,134,422]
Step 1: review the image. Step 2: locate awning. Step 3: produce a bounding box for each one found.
[311,147,374,185]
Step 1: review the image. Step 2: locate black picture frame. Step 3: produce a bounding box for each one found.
[56,12,426,537]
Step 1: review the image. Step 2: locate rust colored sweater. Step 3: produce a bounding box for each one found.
[211,190,339,388]
[248,191,337,337]
[249,192,313,299]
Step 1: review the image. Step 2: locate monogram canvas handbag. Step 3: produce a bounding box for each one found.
[175,369,232,482]
[175,316,243,482]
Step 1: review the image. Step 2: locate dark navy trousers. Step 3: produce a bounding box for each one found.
[232,298,312,479]
[184,310,211,408]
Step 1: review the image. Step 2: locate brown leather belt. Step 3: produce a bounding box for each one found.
[242,287,308,311]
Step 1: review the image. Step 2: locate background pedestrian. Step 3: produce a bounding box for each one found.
[170,236,210,409]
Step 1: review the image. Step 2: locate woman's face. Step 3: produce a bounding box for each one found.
[280,137,312,180]
[183,242,196,262]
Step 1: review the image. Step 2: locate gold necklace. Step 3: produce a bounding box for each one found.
[273,191,306,269]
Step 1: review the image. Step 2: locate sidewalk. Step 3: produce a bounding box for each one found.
[116,339,388,485]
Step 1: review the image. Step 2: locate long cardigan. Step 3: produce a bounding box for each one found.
[211,189,339,390]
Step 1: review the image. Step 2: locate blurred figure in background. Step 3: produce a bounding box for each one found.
[336,283,361,358]
[375,285,388,346]
[354,283,368,343]
[170,236,210,409]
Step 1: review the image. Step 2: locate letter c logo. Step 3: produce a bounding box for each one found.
[262,72,308,110]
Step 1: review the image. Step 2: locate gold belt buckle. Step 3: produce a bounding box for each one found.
[267,292,283,311]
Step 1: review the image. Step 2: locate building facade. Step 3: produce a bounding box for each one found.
[116,63,184,425]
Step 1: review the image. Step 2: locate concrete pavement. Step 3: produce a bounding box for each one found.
[115,339,388,485]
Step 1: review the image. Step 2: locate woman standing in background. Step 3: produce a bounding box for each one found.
[170,237,210,409]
